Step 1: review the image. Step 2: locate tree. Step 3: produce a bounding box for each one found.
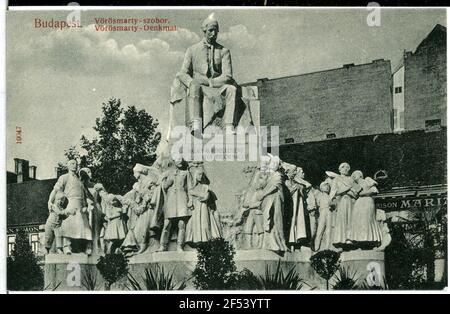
[59,98,160,195]
[7,229,44,291]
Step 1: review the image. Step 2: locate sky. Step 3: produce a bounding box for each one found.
[6,8,446,179]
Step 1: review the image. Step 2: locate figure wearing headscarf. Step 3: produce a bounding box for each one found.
[122,164,161,255]
[235,167,265,249]
[285,165,314,248]
[255,154,288,253]
[185,163,222,245]
[350,170,383,247]
[329,163,361,248]
[172,13,237,135]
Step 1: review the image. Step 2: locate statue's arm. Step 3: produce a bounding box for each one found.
[211,48,233,88]
[48,176,65,210]
[176,47,194,88]
[48,189,57,210]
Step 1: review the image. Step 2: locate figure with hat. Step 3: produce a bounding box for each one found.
[48,159,92,255]
[158,155,193,252]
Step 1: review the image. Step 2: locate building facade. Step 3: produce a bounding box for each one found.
[6,159,54,258]
[257,59,393,144]
[393,24,447,132]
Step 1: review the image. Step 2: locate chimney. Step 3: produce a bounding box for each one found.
[14,158,30,183]
[256,78,269,86]
[29,166,37,180]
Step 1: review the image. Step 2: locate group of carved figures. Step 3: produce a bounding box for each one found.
[44,154,390,256]
[44,154,222,256]
[227,156,391,253]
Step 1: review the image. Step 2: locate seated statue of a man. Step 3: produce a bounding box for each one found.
[174,14,237,135]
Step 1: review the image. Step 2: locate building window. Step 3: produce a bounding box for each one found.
[326,133,336,139]
[285,138,294,144]
[425,119,441,132]
[8,235,16,256]
[394,86,403,94]
[30,233,39,255]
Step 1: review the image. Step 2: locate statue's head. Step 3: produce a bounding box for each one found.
[320,182,331,194]
[259,155,271,173]
[338,162,351,176]
[296,167,305,179]
[202,13,219,44]
[133,164,148,180]
[268,153,280,172]
[67,159,78,172]
[172,154,185,169]
[351,170,364,181]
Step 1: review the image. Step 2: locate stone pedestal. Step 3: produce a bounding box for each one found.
[44,250,385,290]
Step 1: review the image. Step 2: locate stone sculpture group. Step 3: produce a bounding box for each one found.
[228,157,391,253]
[44,154,390,256]
[44,14,390,256]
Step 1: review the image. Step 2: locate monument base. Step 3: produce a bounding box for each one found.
[44,250,385,290]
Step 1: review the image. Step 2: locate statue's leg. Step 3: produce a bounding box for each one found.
[54,227,63,254]
[85,240,93,255]
[177,219,186,251]
[158,219,172,251]
[187,83,203,136]
[314,215,326,252]
[222,84,237,129]
[44,224,55,254]
[62,237,72,255]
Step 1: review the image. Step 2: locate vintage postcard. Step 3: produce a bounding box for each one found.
[4,6,448,293]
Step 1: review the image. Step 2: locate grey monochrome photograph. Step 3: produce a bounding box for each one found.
[4,6,448,293]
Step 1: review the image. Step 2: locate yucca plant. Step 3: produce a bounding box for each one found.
[332,266,359,290]
[43,281,61,291]
[258,260,311,290]
[127,265,186,290]
[233,268,263,290]
[81,267,100,291]
[358,275,388,290]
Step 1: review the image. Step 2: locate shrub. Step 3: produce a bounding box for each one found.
[97,253,128,290]
[193,238,237,290]
[310,250,341,290]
